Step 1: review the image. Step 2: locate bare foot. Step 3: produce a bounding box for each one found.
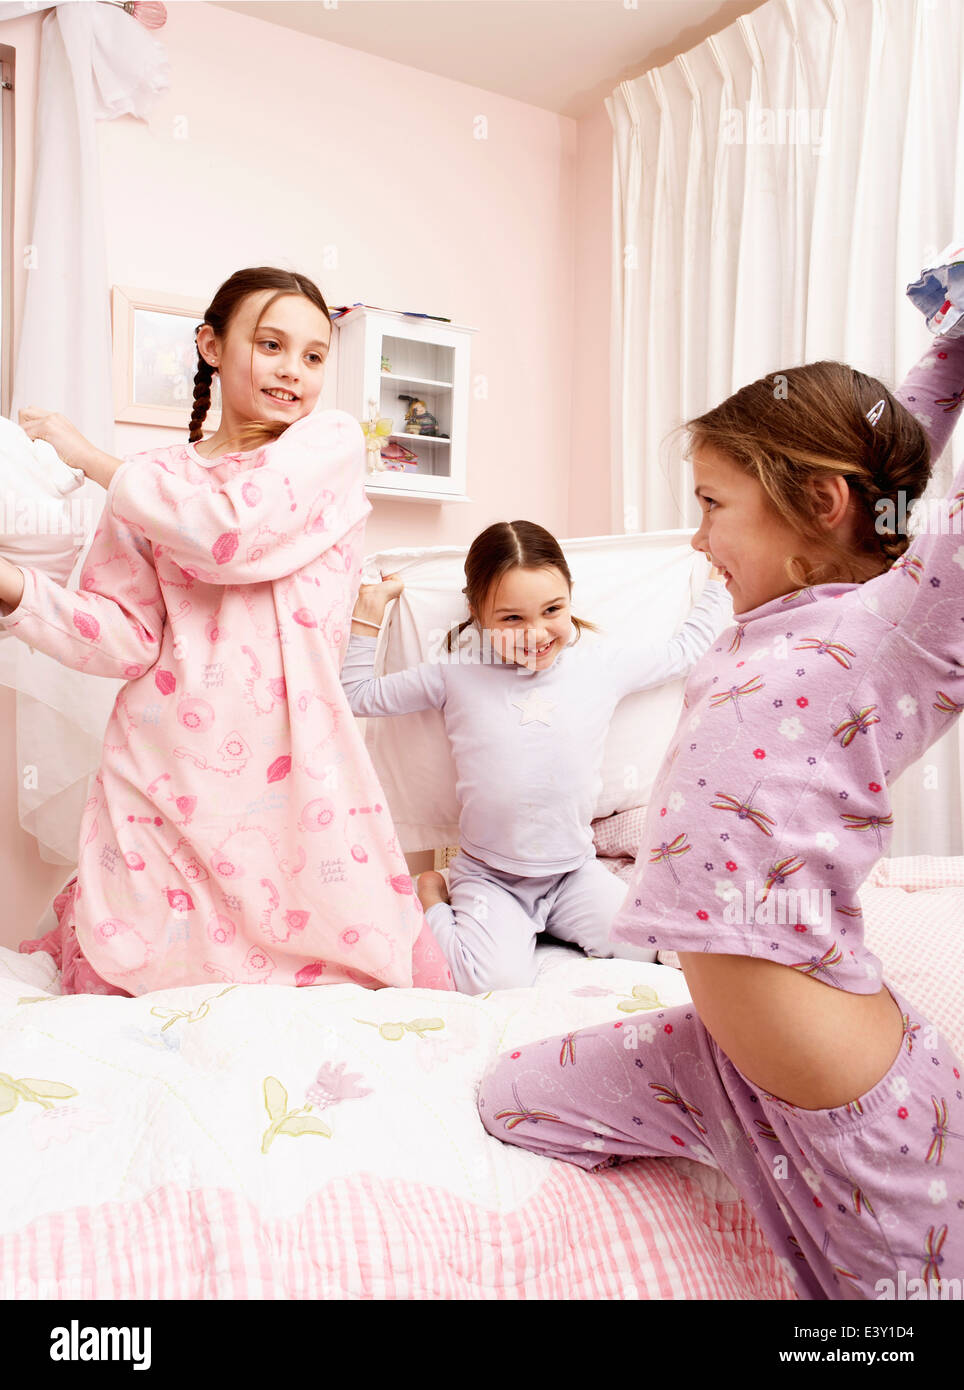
[416,870,450,911]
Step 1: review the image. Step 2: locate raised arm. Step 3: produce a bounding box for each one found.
[892,332,964,463]
[875,334,964,658]
[0,503,164,679]
[109,410,370,586]
[609,575,731,698]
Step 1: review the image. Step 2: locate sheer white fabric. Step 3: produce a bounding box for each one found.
[0,3,168,863]
[608,0,964,856]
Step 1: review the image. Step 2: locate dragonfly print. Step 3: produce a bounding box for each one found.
[728,624,747,653]
[648,832,691,884]
[935,387,964,413]
[493,1082,563,1132]
[559,1033,577,1067]
[648,1065,708,1137]
[949,488,964,520]
[926,1097,964,1165]
[832,704,881,748]
[897,1225,949,1284]
[934,690,964,716]
[840,812,894,850]
[753,1118,780,1144]
[760,855,806,902]
[787,1231,861,1289]
[794,621,856,669]
[709,675,765,724]
[788,941,844,984]
[921,1226,948,1283]
[710,781,776,836]
[823,1164,876,1218]
[901,1014,921,1055]
[780,587,818,604]
[892,554,925,585]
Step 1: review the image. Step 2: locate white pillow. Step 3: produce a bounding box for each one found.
[0,416,88,605]
[360,530,720,853]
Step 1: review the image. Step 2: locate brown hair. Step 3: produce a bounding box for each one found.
[442,520,601,653]
[684,362,931,587]
[189,266,333,451]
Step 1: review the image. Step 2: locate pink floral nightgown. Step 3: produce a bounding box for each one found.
[0,408,453,995]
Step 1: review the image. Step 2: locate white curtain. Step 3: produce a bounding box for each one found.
[608,0,964,856]
[0,1,168,863]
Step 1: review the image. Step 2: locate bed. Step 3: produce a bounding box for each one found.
[3,823,962,1300]
[2,533,961,1299]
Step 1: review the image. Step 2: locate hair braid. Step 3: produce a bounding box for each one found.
[188,352,215,443]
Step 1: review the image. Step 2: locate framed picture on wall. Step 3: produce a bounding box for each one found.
[111,285,221,429]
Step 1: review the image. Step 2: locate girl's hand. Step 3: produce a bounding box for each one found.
[360,572,404,605]
[351,572,404,629]
[18,407,98,475]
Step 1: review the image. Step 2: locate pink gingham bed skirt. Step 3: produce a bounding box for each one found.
[0,1162,795,1300]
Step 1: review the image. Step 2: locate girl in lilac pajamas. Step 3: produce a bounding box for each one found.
[479,329,964,1300]
[342,524,730,992]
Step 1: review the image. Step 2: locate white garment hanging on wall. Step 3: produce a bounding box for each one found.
[607,0,964,857]
[0,2,168,863]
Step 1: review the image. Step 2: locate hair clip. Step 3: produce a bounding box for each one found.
[866,399,886,427]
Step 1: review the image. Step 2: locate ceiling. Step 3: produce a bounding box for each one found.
[212,0,765,118]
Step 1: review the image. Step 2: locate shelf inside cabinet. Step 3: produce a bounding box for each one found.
[365,480,472,504]
[381,372,453,391]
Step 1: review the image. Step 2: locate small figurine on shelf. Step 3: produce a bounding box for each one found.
[361,397,393,473]
[379,439,419,472]
[397,394,441,437]
[380,354,392,373]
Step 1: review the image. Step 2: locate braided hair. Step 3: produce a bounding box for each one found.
[189,266,333,449]
[188,335,216,444]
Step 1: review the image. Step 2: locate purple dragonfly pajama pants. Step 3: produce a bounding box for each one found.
[478,983,964,1300]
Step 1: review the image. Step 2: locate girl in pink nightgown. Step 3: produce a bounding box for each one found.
[1,266,453,996]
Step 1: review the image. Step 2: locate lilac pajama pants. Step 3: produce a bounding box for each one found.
[424,850,657,994]
[478,983,964,1300]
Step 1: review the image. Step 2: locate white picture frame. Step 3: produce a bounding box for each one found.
[111,285,221,430]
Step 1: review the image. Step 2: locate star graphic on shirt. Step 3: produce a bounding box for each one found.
[511,690,556,726]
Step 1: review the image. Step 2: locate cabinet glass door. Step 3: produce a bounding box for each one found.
[376,334,454,480]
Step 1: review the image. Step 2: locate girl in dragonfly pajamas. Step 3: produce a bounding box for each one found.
[478,330,964,1300]
[1,267,452,996]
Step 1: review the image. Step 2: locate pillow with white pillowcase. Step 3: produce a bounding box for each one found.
[0,415,88,609]
[359,531,722,854]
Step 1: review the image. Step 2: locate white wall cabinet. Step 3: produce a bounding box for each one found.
[334,307,476,503]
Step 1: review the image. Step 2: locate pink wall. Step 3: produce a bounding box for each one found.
[101,1,581,546]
